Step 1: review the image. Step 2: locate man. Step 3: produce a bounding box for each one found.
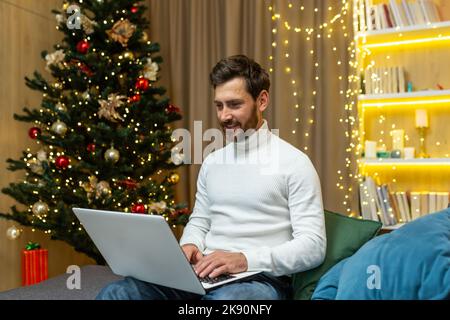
[96,55,326,300]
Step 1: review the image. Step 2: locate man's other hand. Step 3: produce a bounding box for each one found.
[181,244,203,264]
[194,251,248,278]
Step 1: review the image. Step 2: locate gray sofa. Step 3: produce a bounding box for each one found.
[0,265,122,300]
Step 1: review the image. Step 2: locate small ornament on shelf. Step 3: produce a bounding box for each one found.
[415,109,430,158]
[22,242,48,286]
[391,129,405,152]
[403,147,415,159]
[364,140,377,159]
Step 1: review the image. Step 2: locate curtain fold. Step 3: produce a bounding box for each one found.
[147,0,356,215]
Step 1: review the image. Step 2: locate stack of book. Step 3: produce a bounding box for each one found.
[359,176,449,226]
[364,66,406,94]
[357,0,441,32]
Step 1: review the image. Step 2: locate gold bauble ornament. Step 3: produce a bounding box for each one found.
[32,200,49,217]
[56,102,67,112]
[141,31,148,42]
[6,225,22,240]
[123,51,134,60]
[169,173,180,184]
[96,181,111,198]
[51,120,68,136]
[104,147,120,164]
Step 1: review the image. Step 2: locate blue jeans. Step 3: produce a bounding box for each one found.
[96,273,292,300]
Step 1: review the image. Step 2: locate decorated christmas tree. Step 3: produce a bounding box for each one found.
[1,0,189,265]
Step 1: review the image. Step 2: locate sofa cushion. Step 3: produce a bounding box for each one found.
[292,210,382,300]
[313,209,450,300]
[0,265,122,300]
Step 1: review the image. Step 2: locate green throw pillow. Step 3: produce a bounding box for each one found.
[292,210,382,300]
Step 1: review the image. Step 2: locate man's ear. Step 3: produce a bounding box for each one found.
[257,90,269,112]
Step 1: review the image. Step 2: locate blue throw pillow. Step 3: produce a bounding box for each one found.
[311,257,349,300]
[314,209,450,300]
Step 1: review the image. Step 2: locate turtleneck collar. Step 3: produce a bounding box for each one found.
[232,119,271,152]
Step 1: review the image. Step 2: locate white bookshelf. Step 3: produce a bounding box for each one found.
[360,158,450,165]
[359,89,450,101]
[356,20,450,38]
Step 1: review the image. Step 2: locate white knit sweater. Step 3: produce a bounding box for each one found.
[179,120,326,276]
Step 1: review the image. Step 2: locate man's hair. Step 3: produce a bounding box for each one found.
[210,55,270,101]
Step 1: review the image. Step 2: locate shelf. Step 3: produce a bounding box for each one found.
[356,21,450,49]
[358,90,450,108]
[360,158,450,165]
[381,223,405,231]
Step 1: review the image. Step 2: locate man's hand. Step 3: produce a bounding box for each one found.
[194,251,248,278]
[181,244,203,264]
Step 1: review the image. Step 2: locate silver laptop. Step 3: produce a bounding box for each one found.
[73,208,261,295]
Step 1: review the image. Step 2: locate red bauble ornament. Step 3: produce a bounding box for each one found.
[135,77,150,91]
[131,6,139,13]
[55,155,70,169]
[28,127,41,139]
[76,40,90,54]
[129,94,141,103]
[87,143,96,152]
[131,203,146,214]
[165,104,181,114]
[118,179,138,189]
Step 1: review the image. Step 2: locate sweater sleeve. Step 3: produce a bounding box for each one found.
[241,156,326,276]
[179,162,211,252]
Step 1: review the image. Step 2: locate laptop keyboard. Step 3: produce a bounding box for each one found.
[198,274,235,284]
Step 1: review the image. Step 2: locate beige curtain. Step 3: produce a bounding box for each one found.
[148,0,357,215]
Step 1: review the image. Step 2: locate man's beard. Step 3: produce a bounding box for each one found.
[220,103,259,140]
[220,103,258,133]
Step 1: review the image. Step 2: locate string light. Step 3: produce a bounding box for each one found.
[269,0,357,214]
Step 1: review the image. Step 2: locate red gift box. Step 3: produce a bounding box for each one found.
[21,242,48,286]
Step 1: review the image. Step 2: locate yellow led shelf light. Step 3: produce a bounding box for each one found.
[356,22,450,50]
[359,91,450,109]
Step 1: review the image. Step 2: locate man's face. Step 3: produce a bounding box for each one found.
[214,77,263,136]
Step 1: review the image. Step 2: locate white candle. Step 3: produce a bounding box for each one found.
[415,109,428,128]
[365,140,377,158]
[391,129,405,150]
[404,147,415,159]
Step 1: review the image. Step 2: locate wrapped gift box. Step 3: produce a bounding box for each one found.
[21,242,48,286]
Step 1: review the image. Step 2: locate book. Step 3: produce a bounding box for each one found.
[365,176,384,223]
[395,192,409,222]
[410,191,421,220]
[359,183,374,220]
[429,192,437,213]
[382,185,397,225]
[420,192,429,216]
[398,67,406,93]
[410,1,427,25]
[365,0,374,31]
[402,0,415,25]
[437,192,449,210]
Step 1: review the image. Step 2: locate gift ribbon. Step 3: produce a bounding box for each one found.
[25,242,41,250]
